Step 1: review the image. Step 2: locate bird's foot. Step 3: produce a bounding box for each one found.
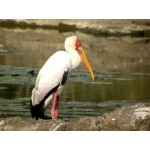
[51,108,58,120]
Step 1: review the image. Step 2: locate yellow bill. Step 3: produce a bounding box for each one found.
[77,46,95,80]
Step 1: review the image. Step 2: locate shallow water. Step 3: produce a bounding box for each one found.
[0,27,150,121]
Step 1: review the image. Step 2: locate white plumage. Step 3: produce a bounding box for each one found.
[30,36,94,120]
[32,52,70,106]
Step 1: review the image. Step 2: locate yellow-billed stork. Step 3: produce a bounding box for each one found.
[30,36,94,120]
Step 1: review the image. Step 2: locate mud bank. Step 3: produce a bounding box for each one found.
[0,19,150,37]
[0,25,150,71]
[0,103,149,131]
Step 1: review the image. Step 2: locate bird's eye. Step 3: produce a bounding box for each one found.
[75,39,81,50]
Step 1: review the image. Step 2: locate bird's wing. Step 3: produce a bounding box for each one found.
[31,51,71,105]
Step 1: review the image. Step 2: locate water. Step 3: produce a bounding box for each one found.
[0,27,150,121]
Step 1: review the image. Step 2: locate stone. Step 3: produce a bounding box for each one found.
[0,103,149,131]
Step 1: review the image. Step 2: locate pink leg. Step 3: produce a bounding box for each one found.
[51,90,59,119]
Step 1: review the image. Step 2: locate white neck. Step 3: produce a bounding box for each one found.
[67,48,82,70]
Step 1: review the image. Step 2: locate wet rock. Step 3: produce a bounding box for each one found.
[0,103,149,131]
[34,119,65,131]
[99,103,150,131]
[58,103,150,131]
[0,117,65,131]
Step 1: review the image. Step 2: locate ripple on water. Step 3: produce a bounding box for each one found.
[0,96,137,121]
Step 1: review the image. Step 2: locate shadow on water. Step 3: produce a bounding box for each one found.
[0,21,150,120]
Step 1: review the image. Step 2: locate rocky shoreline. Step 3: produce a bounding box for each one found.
[0,103,149,131]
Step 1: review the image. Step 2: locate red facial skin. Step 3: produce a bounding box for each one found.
[75,39,81,50]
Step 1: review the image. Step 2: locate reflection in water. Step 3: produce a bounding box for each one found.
[0,28,150,120]
[0,68,150,120]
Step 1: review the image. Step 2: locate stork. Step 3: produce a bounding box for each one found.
[30,36,94,120]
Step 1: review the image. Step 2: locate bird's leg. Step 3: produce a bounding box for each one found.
[51,90,59,120]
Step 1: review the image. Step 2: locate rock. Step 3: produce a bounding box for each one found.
[58,103,150,131]
[0,117,65,131]
[0,103,149,131]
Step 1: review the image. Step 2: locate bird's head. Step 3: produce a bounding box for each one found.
[65,36,94,81]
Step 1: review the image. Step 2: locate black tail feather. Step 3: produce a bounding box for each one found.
[30,101,44,120]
